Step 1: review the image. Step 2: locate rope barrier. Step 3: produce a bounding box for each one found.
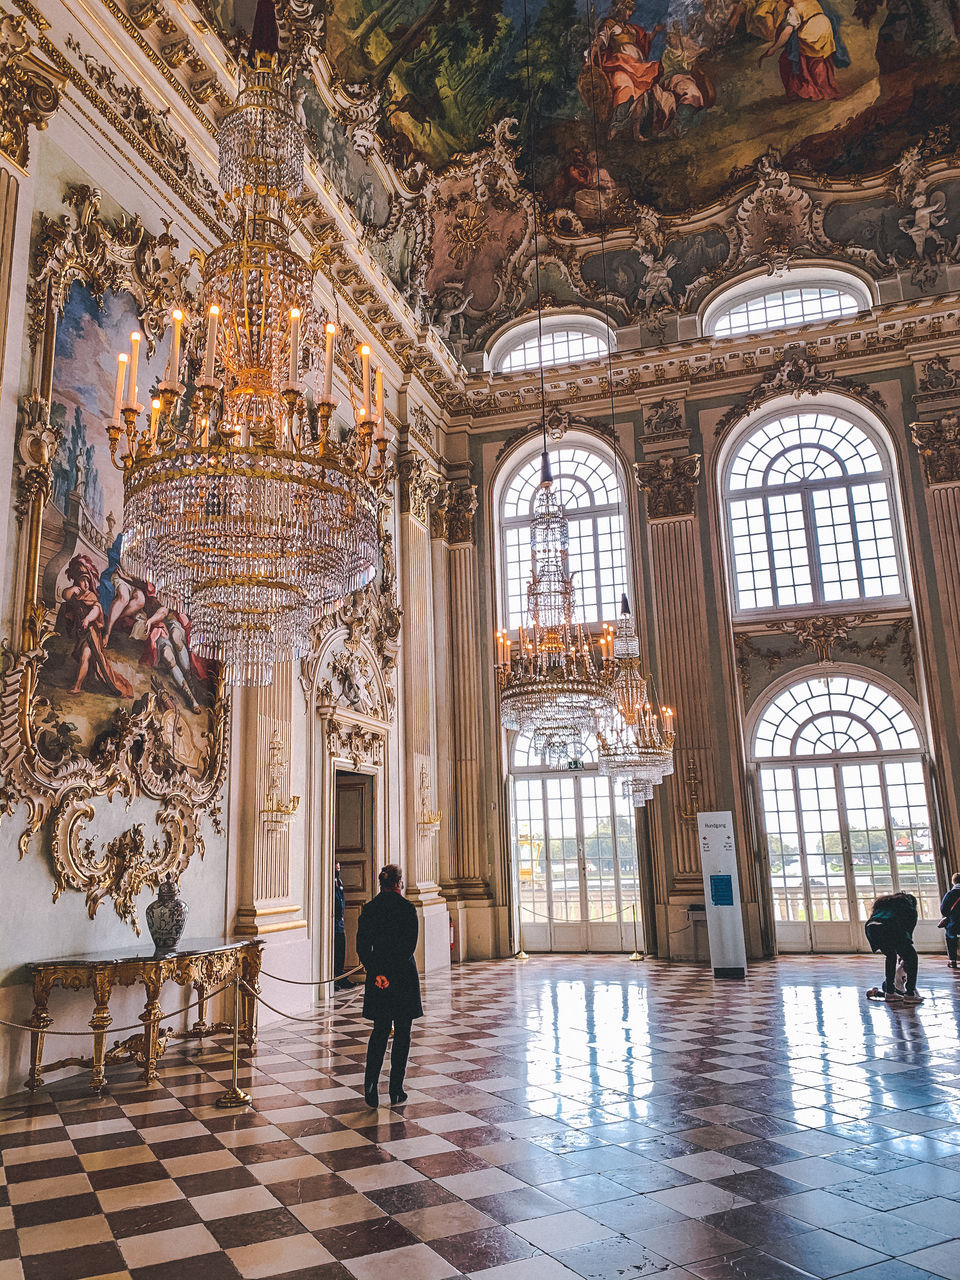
[0,979,235,1038]
[258,964,364,987]
[241,979,364,1027]
[519,902,640,923]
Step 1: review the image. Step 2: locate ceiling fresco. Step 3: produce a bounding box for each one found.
[197,0,960,355]
[316,0,959,216]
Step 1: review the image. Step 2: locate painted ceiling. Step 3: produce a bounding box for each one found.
[205,0,960,350]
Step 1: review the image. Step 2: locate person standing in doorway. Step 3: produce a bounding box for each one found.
[865,890,923,1004]
[357,863,423,1107]
[333,863,352,990]
[940,872,960,969]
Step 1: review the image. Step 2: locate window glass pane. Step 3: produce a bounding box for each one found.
[754,676,920,760]
[726,413,901,613]
[501,448,627,628]
[498,327,608,373]
[712,285,860,338]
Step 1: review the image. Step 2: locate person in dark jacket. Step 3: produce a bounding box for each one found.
[356,863,423,1107]
[865,890,922,1004]
[940,872,960,969]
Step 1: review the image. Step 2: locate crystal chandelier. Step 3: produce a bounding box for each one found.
[108,6,390,686]
[496,454,614,766]
[597,598,676,805]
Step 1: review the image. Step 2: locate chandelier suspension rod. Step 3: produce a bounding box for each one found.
[520,0,549,455]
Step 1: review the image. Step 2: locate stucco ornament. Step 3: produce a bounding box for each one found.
[0,8,63,169]
[912,414,960,485]
[634,453,702,519]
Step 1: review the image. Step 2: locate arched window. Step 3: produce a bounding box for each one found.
[724,410,906,615]
[487,316,614,375]
[752,674,937,952]
[703,269,870,339]
[498,445,641,955]
[500,446,628,629]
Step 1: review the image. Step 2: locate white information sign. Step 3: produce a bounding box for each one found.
[696,810,747,979]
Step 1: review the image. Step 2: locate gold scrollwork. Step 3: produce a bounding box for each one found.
[0,182,227,933]
[0,8,64,171]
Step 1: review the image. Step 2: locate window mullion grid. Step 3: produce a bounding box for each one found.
[801,484,826,606]
[845,484,869,599]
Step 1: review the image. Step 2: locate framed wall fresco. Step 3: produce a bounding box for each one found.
[0,186,228,932]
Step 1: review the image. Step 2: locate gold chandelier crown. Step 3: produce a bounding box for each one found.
[109,7,391,686]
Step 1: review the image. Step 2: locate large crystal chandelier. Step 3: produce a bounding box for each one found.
[109,2,390,686]
[597,598,676,805]
[496,454,614,766]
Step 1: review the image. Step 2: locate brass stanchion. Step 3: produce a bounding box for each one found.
[629,904,643,961]
[216,970,252,1109]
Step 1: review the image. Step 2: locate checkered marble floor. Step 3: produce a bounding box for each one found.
[2,954,960,1280]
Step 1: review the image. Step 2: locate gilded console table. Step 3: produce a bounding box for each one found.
[25,937,263,1091]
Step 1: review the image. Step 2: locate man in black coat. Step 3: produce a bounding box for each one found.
[356,863,423,1107]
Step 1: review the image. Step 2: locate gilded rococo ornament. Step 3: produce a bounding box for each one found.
[0,9,63,170]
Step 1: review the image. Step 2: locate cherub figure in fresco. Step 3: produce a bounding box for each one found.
[757,0,850,101]
[898,188,948,259]
[637,249,679,309]
[58,554,134,699]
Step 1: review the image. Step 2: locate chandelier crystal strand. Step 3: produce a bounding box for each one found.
[596,596,676,805]
[496,454,615,766]
[116,1,390,686]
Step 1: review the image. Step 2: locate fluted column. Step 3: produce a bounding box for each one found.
[635,453,718,889]
[908,415,960,864]
[234,662,305,936]
[446,485,489,895]
[397,450,450,969]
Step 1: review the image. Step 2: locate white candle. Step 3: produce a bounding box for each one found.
[169,308,183,383]
[149,398,161,445]
[360,344,371,419]
[124,332,141,410]
[322,323,336,399]
[200,417,209,448]
[112,353,128,422]
[374,367,383,423]
[288,308,301,384]
[203,304,219,379]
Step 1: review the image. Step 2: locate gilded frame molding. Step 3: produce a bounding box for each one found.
[0,184,229,933]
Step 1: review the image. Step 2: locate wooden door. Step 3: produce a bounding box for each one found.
[335,771,373,970]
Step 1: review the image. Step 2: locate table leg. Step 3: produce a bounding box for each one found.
[194,980,208,1051]
[240,946,262,1048]
[89,971,113,1092]
[140,976,163,1083]
[26,974,54,1092]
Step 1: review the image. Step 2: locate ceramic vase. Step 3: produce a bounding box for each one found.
[146,874,188,952]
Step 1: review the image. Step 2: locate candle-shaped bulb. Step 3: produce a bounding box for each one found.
[288,307,301,384]
[168,308,183,383]
[374,366,383,423]
[124,332,141,410]
[112,352,129,423]
[203,304,219,379]
[360,344,371,419]
[149,397,161,444]
[322,322,336,400]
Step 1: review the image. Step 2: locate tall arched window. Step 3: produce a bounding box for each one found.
[724,410,906,615]
[752,673,937,953]
[498,443,640,955]
[500,447,628,629]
